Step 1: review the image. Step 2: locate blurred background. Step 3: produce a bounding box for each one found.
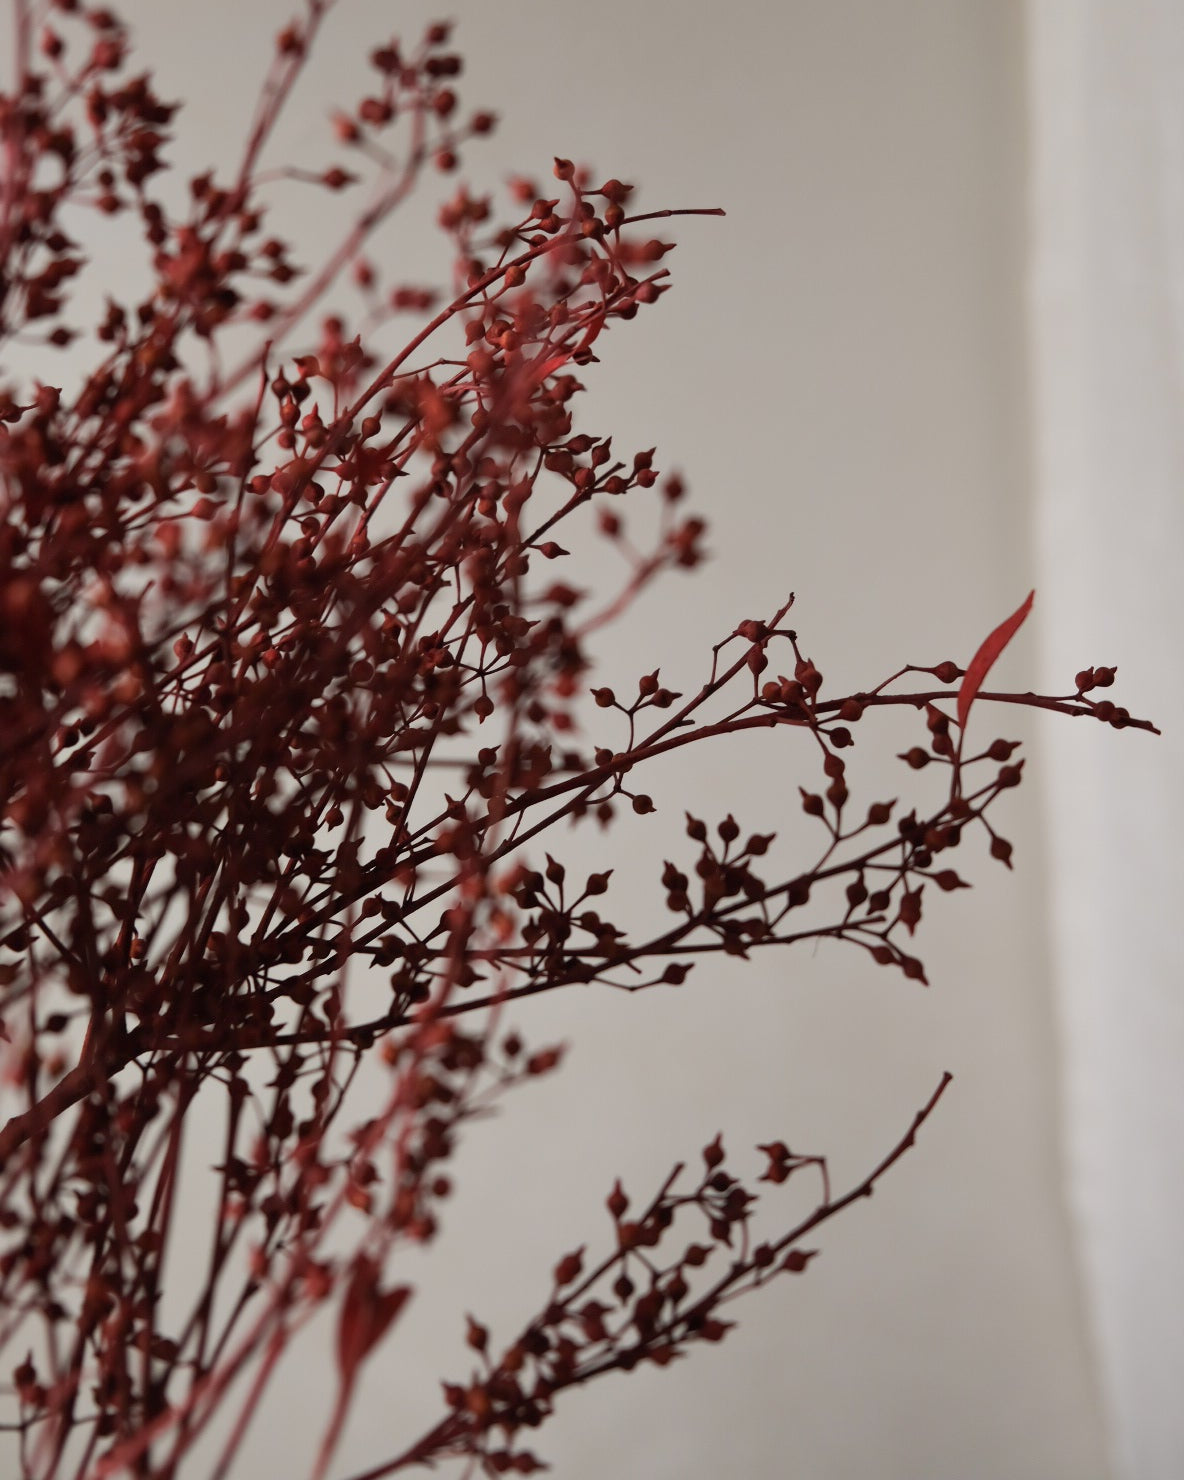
[58,1,1184,1476]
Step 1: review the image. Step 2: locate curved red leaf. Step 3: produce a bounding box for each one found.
[956,590,1034,732]
[336,1256,411,1385]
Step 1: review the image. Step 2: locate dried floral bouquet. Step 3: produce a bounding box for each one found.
[0,5,1156,1477]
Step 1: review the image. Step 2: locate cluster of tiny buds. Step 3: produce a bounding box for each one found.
[1074,665,1133,726]
[428,1073,949,1474]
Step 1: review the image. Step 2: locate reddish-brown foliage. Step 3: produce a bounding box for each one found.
[0,5,1157,1477]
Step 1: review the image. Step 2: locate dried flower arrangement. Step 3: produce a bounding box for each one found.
[0,5,1157,1476]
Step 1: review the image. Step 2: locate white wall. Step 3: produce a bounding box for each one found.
[1028,5,1184,1478]
[62,2,1135,1476]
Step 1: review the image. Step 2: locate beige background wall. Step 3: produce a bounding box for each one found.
[1028,5,1184,1477]
[84,3,1127,1476]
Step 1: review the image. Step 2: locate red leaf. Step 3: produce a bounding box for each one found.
[957,590,1034,732]
[336,1256,411,1386]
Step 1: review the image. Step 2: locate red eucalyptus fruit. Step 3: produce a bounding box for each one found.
[0,5,1157,1478]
